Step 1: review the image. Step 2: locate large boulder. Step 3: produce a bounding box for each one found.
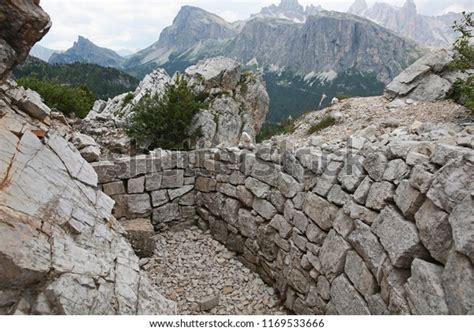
[0,0,175,315]
[384,49,472,106]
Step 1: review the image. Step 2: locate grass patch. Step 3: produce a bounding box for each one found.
[307,116,337,135]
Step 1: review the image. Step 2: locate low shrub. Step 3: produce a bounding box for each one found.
[17,77,95,118]
[307,115,336,135]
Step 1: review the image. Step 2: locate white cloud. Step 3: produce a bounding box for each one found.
[38,0,472,52]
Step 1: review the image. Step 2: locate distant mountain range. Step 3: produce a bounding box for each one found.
[49,36,125,68]
[348,0,460,48]
[30,44,60,62]
[120,2,423,121]
[23,0,464,122]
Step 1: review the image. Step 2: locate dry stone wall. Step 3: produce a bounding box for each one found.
[94,134,474,315]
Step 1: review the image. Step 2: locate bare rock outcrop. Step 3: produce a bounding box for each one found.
[82,57,269,155]
[0,0,175,315]
[384,49,472,108]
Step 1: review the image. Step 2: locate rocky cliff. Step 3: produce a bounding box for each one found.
[226,10,421,83]
[0,0,175,315]
[348,0,460,48]
[83,56,269,155]
[124,6,422,84]
[49,36,124,68]
[385,48,473,108]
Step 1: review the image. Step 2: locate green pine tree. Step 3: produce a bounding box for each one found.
[448,12,474,112]
[126,75,207,150]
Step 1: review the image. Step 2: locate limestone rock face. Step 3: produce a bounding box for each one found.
[83,57,269,153]
[385,49,473,105]
[0,0,51,79]
[0,0,175,315]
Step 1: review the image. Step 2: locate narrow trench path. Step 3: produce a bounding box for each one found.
[143,226,287,315]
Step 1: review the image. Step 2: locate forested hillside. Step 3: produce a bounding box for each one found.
[13,56,139,100]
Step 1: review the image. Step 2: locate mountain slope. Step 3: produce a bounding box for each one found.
[49,36,124,68]
[125,6,237,71]
[226,11,421,83]
[29,44,59,62]
[14,56,139,100]
[348,0,460,48]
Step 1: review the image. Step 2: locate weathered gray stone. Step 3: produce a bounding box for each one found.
[427,157,474,212]
[198,295,220,312]
[383,159,410,184]
[168,185,194,201]
[287,269,310,294]
[345,250,378,300]
[277,173,303,198]
[367,294,388,315]
[394,180,425,220]
[306,223,326,245]
[338,156,366,192]
[363,152,388,181]
[365,181,395,210]
[415,200,452,264]
[353,176,373,205]
[145,173,162,191]
[327,184,350,206]
[373,206,429,268]
[348,220,388,275]
[405,259,449,315]
[344,200,378,225]
[304,193,338,231]
[409,165,433,194]
[319,230,351,280]
[128,176,145,194]
[245,177,270,198]
[103,181,125,196]
[153,203,179,224]
[314,161,343,197]
[406,151,430,166]
[442,250,474,314]
[209,217,228,244]
[151,190,169,207]
[269,214,292,239]
[431,144,473,166]
[122,219,156,258]
[292,210,308,233]
[237,209,258,238]
[221,198,240,225]
[333,209,354,238]
[161,170,184,189]
[330,275,370,315]
[449,195,474,263]
[252,198,277,220]
[236,185,253,207]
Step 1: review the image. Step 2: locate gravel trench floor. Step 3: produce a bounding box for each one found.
[143,226,287,315]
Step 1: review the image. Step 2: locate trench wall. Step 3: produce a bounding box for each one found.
[93,140,473,315]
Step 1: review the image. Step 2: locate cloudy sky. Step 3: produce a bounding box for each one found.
[38,0,473,52]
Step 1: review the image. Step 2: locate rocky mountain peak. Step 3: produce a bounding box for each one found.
[348,0,368,15]
[402,0,417,17]
[49,35,124,68]
[279,0,304,13]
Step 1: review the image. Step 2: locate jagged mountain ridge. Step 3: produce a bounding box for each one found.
[347,0,460,48]
[49,35,124,68]
[124,6,422,84]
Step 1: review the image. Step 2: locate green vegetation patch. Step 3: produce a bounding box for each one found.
[125,74,207,151]
[307,115,336,136]
[17,77,95,119]
[448,12,474,113]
